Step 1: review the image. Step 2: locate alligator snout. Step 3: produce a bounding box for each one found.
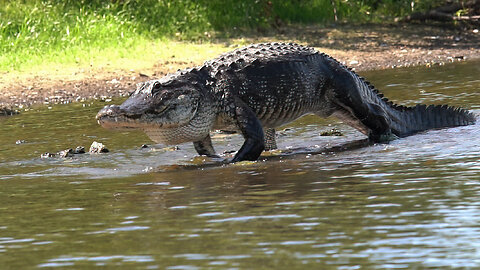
[96,105,128,130]
[96,104,146,130]
[96,104,122,120]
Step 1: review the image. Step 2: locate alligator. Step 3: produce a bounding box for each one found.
[96,42,476,162]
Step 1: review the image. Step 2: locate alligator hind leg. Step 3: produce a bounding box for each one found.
[329,69,393,142]
[264,128,277,151]
[193,134,219,157]
[335,101,393,142]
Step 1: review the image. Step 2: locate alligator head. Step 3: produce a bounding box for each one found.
[96,78,201,131]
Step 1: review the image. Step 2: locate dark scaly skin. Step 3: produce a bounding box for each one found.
[96,42,476,162]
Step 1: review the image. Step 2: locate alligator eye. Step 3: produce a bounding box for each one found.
[151,81,162,95]
[145,106,170,116]
[147,105,169,115]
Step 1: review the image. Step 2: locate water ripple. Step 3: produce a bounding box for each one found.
[38,255,154,268]
[208,214,301,223]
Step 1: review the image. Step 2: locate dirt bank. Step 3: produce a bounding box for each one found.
[1,23,479,111]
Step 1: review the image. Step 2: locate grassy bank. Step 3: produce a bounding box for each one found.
[1,0,444,72]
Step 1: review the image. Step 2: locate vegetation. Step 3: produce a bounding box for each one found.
[0,0,450,72]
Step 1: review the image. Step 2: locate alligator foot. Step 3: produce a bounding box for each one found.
[193,134,218,157]
[368,130,399,142]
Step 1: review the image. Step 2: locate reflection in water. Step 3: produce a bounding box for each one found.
[0,61,479,269]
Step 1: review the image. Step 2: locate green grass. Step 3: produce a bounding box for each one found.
[1,0,216,72]
[0,0,445,73]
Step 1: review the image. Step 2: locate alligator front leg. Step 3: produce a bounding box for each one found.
[231,97,265,162]
[193,134,219,158]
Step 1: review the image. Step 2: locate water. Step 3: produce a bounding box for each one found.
[0,61,479,269]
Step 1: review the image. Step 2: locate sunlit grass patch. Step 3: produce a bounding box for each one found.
[0,0,440,74]
[4,38,230,75]
[0,0,215,72]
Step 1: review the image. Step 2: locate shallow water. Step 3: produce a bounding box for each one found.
[0,61,479,269]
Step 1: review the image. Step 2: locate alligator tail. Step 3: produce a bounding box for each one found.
[322,53,476,140]
[392,104,476,137]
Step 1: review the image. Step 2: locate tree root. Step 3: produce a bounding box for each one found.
[402,0,480,23]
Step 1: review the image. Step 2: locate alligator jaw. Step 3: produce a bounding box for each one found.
[96,104,182,130]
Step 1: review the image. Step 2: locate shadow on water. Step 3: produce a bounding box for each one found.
[158,138,374,172]
[0,60,479,269]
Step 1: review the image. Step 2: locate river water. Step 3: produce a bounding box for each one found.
[0,61,479,269]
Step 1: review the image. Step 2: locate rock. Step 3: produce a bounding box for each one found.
[89,141,109,153]
[15,140,26,145]
[0,106,18,116]
[41,146,87,159]
[74,146,86,154]
[58,149,75,158]
[349,60,359,65]
[41,152,55,158]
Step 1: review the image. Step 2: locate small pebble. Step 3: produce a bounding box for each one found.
[15,140,26,145]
